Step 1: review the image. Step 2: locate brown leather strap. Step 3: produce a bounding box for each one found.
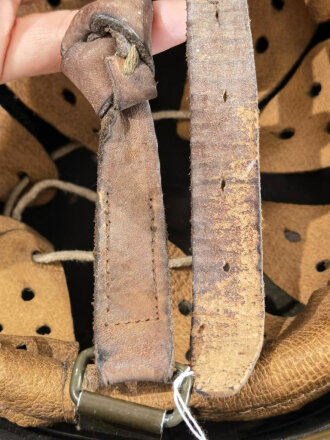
[61,0,173,385]
[187,0,264,397]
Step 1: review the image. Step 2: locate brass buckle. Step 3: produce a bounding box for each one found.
[70,347,193,439]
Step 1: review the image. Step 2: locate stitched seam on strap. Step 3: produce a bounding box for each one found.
[105,191,111,317]
[103,154,160,326]
[110,316,159,326]
[106,195,161,326]
[148,195,160,320]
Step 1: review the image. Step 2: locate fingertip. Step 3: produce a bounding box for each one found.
[152,0,187,55]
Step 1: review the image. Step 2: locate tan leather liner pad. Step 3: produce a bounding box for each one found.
[263,202,330,304]
[0,335,77,427]
[1,279,330,425]
[0,335,78,363]
[0,216,75,341]
[17,0,90,15]
[250,0,315,100]
[95,103,173,385]
[9,74,99,152]
[0,242,185,428]
[305,0,330,23]
[260,41,330,173]
[187,0,264,397]
[0,107,57,204]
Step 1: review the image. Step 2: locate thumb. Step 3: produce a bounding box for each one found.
[0,0,186,84]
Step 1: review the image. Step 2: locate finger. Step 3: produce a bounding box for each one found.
[152,0,187,55]
[0,9,77,84]
[0,0,186,84]
[0,0,21,79]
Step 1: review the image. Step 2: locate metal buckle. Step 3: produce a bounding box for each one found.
[70,347,193,439]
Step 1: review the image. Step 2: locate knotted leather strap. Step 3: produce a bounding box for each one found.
[187,0,264,397]
[61,0,173,385]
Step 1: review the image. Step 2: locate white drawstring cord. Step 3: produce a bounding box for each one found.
[173,367,208,440]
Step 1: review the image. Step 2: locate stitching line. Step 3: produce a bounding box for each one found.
[108,195,161,326]
[103,172,160,325]
[104,191,111,327]
[148,196,160,320]
[110,316,159,326]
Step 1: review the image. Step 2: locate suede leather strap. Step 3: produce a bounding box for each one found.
[61,0,264,394]
[187,0,264,397]
[61,0,173,386]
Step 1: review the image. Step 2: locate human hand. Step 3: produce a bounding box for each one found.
[0,0,186,84]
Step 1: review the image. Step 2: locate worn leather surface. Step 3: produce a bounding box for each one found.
[193,285,330,420]
[61,0,173,385]
[186,0,264,397]
[177,0,316,141]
